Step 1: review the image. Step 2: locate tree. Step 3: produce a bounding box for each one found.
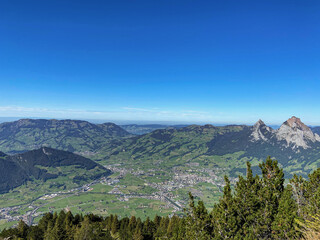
[51,211,67,240]
[271,185,300,239]
[255,157,284,239]
[233,162,261,238]
[111,214,119,235]
[304,168,320,215]
[142,217,154,240]
[16,220,29,239]
[166,215,180,239]
[64,211,75,239]
[212,176,237,239]
[74,216,95,240]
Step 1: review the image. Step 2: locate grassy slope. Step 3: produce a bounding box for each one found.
[98,124,320,178]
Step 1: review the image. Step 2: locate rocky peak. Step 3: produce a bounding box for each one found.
[284,116,310,131]
[251,119,273,142]
[276,117,320,149]
[254,119,266,128]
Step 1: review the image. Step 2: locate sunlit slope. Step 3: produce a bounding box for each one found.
[100,120,320,178]
[0,119,131,154]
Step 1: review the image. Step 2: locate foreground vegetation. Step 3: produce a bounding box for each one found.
[2,156,320,239]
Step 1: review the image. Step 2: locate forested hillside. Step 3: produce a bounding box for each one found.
[0,147,111,193]
[0,119,132,155]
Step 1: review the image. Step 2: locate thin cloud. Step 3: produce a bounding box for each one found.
[0,105,239,124]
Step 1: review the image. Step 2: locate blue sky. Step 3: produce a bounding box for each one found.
[0,0,319,125]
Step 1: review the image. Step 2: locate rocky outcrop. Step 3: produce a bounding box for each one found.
[276,116,320,149]
[250,119,274,142]
[249,116,320,150]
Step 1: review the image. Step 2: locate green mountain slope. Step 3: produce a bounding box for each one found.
[0,119,132,155]
[100,118,320,178]
[0,147,111,193]
[121,124,189,135]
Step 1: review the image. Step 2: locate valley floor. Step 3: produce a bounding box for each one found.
[0,162,229,230]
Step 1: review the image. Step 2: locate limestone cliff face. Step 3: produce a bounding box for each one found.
[276,116,320,149]
[250,119,274,142]
[250,116,320,150]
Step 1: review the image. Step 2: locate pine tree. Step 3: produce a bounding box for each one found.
[212,176,238,239]
[290,174,306,217]
[129,215,137,233]
[166,215,180,239]
[28,225,44,240]
[271,185,300,239]
[233,162,261,238]
[256,157,285,239]
[133,226,144,240]
[154,216,169,238]
[111,214,119,235]
[64,211,75,239]
[304,168,320,215]
[16,220,29,239]
[74,216,95,240]
[142,217,154,240]
[44,220,55,240]
[38,212,53,233]
[51,211,67,240]
[119,217,130,239]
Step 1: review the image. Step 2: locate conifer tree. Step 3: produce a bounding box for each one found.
[290,174,306,217]
[16,220,29,239]
[129,215,137,233]
[52,211,66,240]
[111,214,119,235]
[38,212,53,233]
[44,220,55,240]
[28,225,43,240]
[212,176,237,239]
[142,217,154,240]
[304,168,320,215]
[271,185,300,239]
[74,216,94,240]
[166,215,180,239]
[256,157,284,239]
[233,162,261,238]
[64,211,75,239]
[119,217,130,239]
[133,226,144,240]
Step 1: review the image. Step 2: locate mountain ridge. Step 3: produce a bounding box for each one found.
[101,116,320,178]
[0,118,132,155]
[0,147,111,193]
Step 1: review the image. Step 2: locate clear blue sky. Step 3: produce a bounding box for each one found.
[0,0,319,125]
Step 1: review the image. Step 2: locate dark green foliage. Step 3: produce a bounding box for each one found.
[212,176,238,239]
[271,185,300,239]
[0,147,111,193]
[185,192,213,239]
[0,156,29,193]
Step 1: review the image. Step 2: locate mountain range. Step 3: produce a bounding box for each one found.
[121,124,189,135]
[101,116,320,178]
[0,117,319,178]
[0,119,132,155]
